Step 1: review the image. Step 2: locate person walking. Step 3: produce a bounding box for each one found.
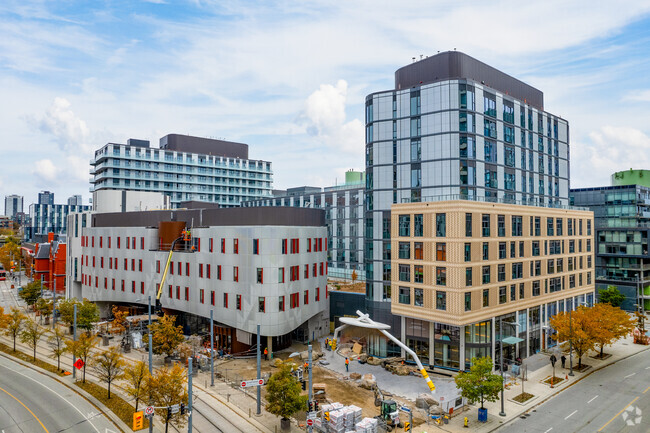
[345,357,349,372]
[264,347,268,361]
[561,354,566,369]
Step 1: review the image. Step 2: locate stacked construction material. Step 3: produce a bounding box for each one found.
[327,409,345,433]
[347,405,362,425]
[354,417,378,433]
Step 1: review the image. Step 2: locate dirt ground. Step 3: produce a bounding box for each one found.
[216,343,427,427]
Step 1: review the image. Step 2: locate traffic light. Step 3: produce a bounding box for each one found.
[324,411,330,422]
[404,421,411,431]
[308,401,313,412]
[314,401,319,412]
[180,403,185,415]
[301,380,306,391]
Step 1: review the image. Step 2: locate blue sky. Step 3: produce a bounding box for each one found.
[3,0,650,206]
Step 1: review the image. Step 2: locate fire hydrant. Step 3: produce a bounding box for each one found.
[464,416,469,428]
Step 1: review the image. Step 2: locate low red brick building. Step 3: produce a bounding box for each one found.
[33,233,66,293]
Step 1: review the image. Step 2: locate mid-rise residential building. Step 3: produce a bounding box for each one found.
[90,134,273,208]
[571,169,650,312]
[364,51,571,353]
[390,200,594,369]
[66,205,329,352]
[4,195,23,219]
[243,170,365,280]
[27,200,91,241]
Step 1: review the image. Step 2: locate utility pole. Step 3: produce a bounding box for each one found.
[73,303,77,379]
[148,296,153,374]
[256,324,261,415]
[52,279,56,329]
[188,357,193,433]
[499,316,505,417]
[210,309,214,386]
[308,344,313,433]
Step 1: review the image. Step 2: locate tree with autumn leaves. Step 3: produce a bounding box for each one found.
[551,303,635,367]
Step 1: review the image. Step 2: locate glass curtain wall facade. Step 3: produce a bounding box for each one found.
[365,52,570,355]
[571,184,650,311]
[243,182,365,281]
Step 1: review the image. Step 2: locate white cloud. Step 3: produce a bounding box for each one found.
[35,97,91,153]
[301,80,364,156]
[33,159,59,183]
[623,89,650,102]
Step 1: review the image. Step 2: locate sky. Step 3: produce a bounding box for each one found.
[3,0,650,207]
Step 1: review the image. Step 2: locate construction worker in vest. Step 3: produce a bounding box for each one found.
[264,347,268,360]
[325,338,329,350]
[464,416,468,428]
[345,357,349,372]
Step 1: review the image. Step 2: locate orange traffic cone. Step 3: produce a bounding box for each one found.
[565,374,568,380]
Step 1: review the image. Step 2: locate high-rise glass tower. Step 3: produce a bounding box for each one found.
[364,51,570,341]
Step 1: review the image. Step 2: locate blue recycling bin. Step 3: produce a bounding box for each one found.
[478,408,488,423]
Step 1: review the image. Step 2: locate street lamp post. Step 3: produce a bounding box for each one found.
[499,319,520,417]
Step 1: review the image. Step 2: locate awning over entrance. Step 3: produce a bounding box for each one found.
[502,336,524,345]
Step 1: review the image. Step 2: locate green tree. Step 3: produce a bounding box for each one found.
[146,364,188,431]
[455,357,502,410]
[5,307,26,351]
[65,332,98,383]
[124,360,150,412]
[150,314,185,358]
[35,297,53,324]
[265,363,308,424]
[58,298,99,331]
[18,281,42,309]
[599,285,625,307]
[48,327,68,371]
[20,318,46,361]
[92,347,125,399]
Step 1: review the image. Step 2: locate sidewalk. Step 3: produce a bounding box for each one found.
[319,335,650,432]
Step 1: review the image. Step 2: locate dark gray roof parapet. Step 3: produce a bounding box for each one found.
[394,51,544,110]
[160,134,249,159]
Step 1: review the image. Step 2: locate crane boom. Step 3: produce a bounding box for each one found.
[155,236,184,314]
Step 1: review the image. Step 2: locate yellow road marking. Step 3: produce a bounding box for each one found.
[643,386,650,394]
[0,385,49,432]
[597,397,639,432]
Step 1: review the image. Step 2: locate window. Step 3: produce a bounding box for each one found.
[436,243,446,261]
[399,242,410,259]
[534,217,541,236]
[512,216,523,236]
[464,243,472,262]
[482,242,489,260]
[519,283,525,299]
[482,214,490,236]
[499,242,506,259]
[278,268,285,283]
[498,215,506,236]
[499,286,507,304]
[257,268,263,284]
[547,217,554,236]
[209,238,213,252]
[304,290,309,305]
[316,287,320,302]
[304,264,309,279]
[534,260,541,276]
[414,214,423,236]
[436,291,447,310]
[465,213,472,236]
[510,241,516,258]
[399,287,410,304]
[279,296,285,311]
[498,264,506,282]
[185,287,189,301]
[414,242,423,260]
[233,239,239,254]
[533,281,540,296]
[211,291,215,306]
[258,297,265,312]
[465,292,472,311]
[483,289,490,307]
[199,263,204,278]
[436,213,446,236]
[482,265,491,284]
[414,288,423,307]
[223,293,228,308]
[200,289,205,304]
[465,267,472,286]
[233,266,239,282]
[548,259,555,274]
[399,215,411,236]
[587,220,592,236]
[290,293,300,309]
[253,239,259,255]
[436,267,446,286]
[532,241,540,256]
[556,218,563,236]
[236,294,241,310]
[512,262,523,279]
[414,266,424,283]
[399,264,410,282]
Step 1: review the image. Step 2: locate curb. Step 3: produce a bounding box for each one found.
[0,351,131,433]
[485,344,650,432]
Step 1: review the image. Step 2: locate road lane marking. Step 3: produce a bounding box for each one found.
[0,385,49,432]
[598,397,639,432]
[644,387,650,394]
[1,360,100,433]
[624,373,636,379]
[588,395,599,404]
[543,428,553,433]
[646,366,650,370]
[565,410,577,420]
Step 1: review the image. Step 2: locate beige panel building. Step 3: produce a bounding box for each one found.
[390,200,594,370]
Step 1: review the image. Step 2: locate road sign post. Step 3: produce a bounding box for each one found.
[74,358,84,370]
[241,379,265,388]
[145,406,154,417]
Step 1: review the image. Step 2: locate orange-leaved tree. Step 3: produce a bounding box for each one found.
[550,306,596,368]
[590,303,635,358]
